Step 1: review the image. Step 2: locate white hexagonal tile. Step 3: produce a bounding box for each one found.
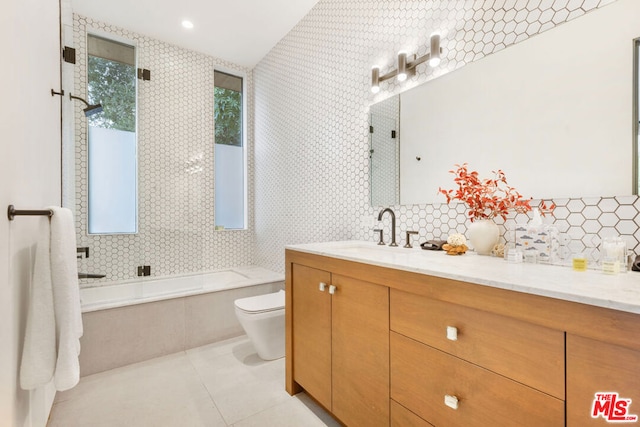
[73,0,620,280]
[567,212,585,227]
[616,220,638,236]
[615,205,638,221]
[581,206,601,220]
[567,199,585,212]
[598,198,619,213]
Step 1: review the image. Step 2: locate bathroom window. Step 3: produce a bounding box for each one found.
[214,71,246,230]
[87,34,138,234]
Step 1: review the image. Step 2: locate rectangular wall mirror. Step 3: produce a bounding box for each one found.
[369,95,399,207]
[370,1,637,206]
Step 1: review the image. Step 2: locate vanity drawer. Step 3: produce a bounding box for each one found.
[391,400,434,427]
[390,332,564,427]
[390,289,564,399]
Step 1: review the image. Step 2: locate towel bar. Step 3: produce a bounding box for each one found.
[7,205,54,221]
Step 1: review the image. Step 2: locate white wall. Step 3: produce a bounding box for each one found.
[253,0,631,273]
[0,0,61,425]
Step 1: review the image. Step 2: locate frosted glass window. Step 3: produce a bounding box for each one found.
[214,71,245,230]
[87,34,137,234]
[88,127,137,233]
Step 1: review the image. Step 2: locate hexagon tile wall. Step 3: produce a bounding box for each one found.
[69,1,639,284]
[72,15,255,285]
[253,0,638,273]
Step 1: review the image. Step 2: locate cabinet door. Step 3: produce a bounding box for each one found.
[292,264,332,410]
[332,274,389,427]
[567,334,640,426]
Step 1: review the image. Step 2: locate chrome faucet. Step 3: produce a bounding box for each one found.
[377,208,397,247]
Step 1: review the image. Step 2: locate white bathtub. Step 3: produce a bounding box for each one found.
[80,266,284,313]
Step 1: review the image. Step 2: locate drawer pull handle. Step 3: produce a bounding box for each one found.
[446,326,458,341]
[329,285,337,295]
[444,394,459,410]
[319,282,327,292]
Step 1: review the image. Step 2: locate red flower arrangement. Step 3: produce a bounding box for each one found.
[438,163,533,222]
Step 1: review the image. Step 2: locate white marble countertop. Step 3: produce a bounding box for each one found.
[286,240,640,315]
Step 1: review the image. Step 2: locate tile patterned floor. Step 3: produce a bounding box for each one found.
[48,336,340,426]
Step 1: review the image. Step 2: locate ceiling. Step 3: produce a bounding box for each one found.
[70,0,320,68]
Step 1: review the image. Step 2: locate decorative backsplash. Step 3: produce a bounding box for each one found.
[367,195,640,267]
[70,15,255,286]
[253,0,630,274]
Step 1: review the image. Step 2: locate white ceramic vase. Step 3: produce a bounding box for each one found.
[468,219,499,255]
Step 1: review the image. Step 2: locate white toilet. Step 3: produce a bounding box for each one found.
[234,289,285,360]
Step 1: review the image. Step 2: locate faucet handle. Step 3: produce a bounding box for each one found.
[77,246,89,259]
[373,229,385,245]
[404,231,419,248]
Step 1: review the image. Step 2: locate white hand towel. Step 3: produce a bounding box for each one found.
[49,206,83,391]
[19,217,57,390]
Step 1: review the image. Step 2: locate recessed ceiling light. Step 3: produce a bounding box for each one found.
[182,20,194,29]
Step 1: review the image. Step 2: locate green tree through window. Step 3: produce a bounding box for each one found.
[214,71,245,229]
[214,86,242,146]
[87,56,136,132]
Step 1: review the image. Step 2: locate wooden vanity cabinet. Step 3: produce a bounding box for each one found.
[286,248,640,427]
[391,332,564,427]
[391,400,434,427]
[390,288,565,399]
[567,334,640,426]
[291,264,332,409]
[390,289,565,427]
[288,261,389,427]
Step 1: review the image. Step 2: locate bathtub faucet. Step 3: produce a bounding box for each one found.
[377,208,397,247]
[77,246,89,259]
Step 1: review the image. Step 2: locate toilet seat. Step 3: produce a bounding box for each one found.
[234,289,284,314]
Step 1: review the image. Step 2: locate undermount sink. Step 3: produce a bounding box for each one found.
[326,242,417,257]
[287,241,427,267]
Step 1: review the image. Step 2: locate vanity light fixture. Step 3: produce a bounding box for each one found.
[371,33,442,93]
[429,34,441,66]
[182,20,194,29]
[371,67,381,93]
[397,52,409,82]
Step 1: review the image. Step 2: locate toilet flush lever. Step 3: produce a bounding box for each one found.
[319,282,327,292]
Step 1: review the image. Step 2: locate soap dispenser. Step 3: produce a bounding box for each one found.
[523,209,541,263]
[514,207,558,264]
[530,208,542,228]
